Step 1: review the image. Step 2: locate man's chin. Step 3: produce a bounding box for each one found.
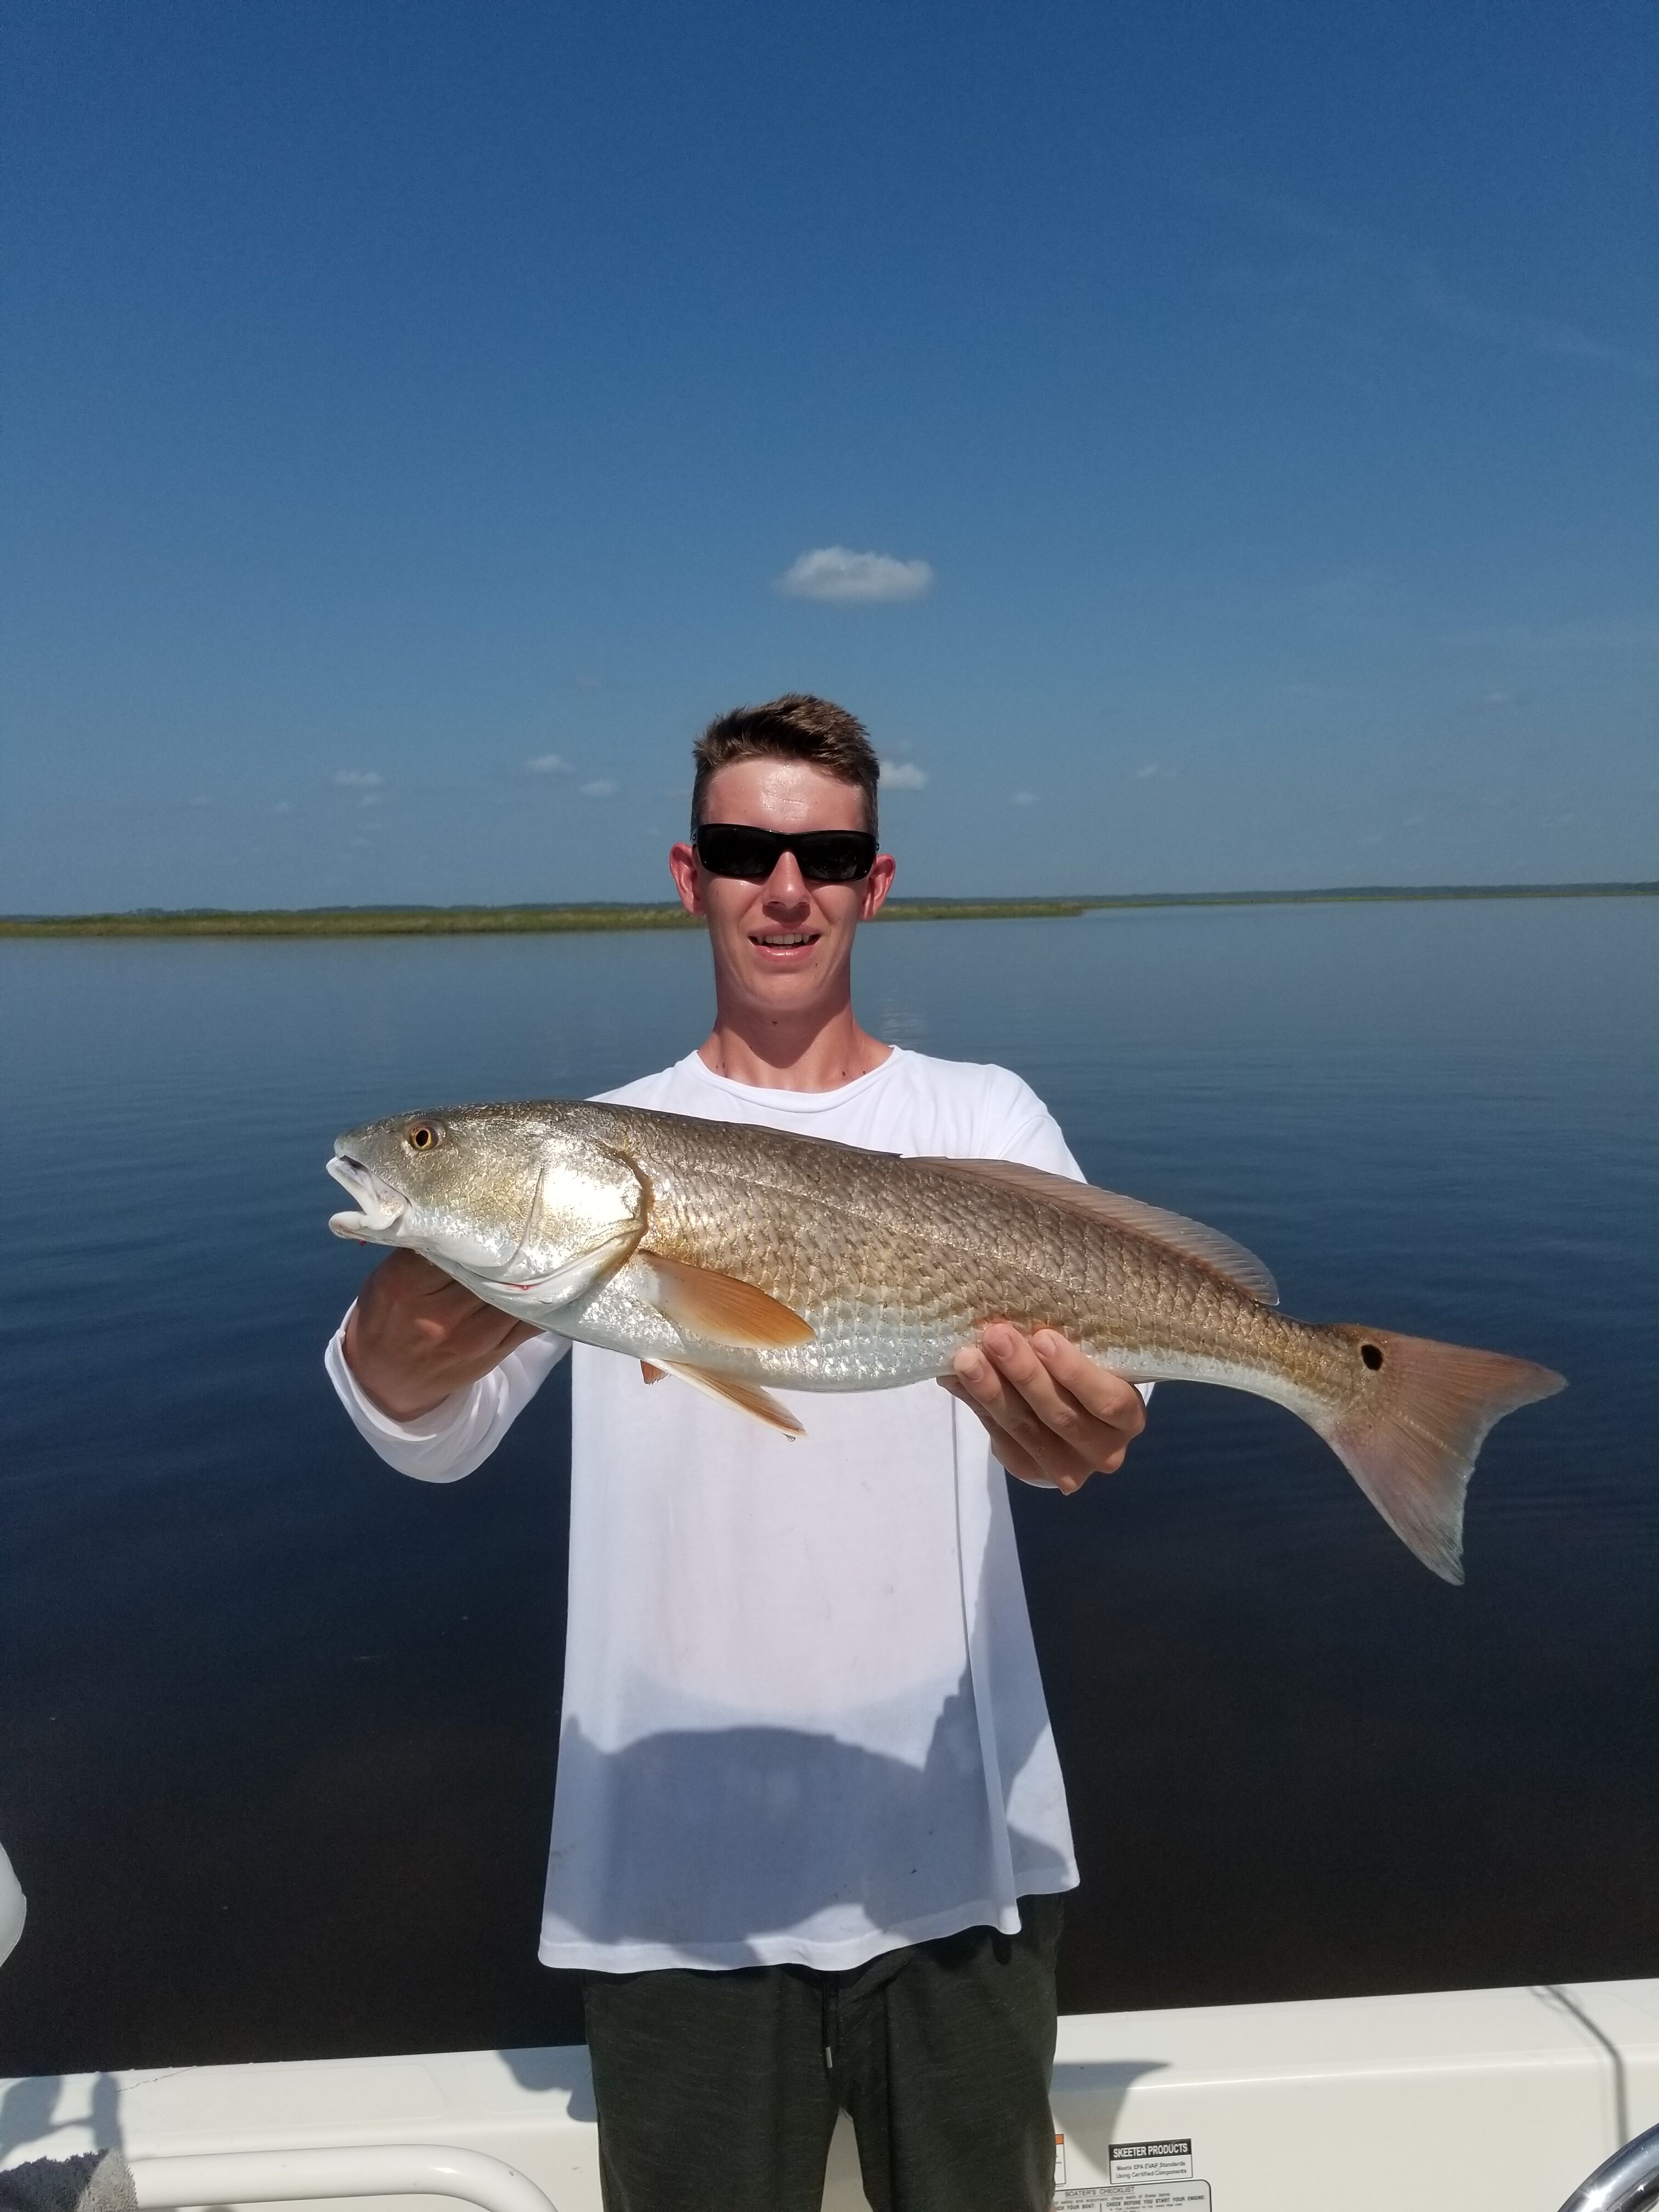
[732,940,855,1001]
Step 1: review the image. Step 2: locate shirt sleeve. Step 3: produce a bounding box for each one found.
[996,1106,1086,1181]
[324,1308,571,1483]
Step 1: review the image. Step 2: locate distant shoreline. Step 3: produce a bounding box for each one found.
[2,882,1654,938]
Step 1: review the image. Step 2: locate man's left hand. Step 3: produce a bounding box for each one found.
[940,1323,1146,1495]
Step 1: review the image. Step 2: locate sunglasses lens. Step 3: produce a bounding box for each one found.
[793,833,877,883]
[695,826,878,883]
[696,825,781,879]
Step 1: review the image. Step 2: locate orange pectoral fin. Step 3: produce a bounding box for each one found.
[636,1251,815,1348]
[641,1361,665,1384]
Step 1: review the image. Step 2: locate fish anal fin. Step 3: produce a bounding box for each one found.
[638,1251,815,1347]
[911,1156,1279,1306]
[641,1361,665,1384]
[660,1361,805,1438]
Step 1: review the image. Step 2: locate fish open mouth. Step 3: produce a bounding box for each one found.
[326,1152,408,1239]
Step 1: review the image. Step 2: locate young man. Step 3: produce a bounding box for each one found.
[327,695,1146,2212]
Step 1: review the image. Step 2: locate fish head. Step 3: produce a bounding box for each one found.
[328,1102,648,1308]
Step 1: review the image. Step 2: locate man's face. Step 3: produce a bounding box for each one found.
[668,758,895,1017]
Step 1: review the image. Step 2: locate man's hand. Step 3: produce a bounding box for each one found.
[939,1323,1146,1495]
[343,1249,541,1422]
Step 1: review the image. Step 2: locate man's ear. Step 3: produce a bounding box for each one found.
[668,841,703,915]
[859,852,896,921]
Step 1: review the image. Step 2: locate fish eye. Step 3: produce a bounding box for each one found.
[1360,1341,1384,1371]
[407,1123,439,1151]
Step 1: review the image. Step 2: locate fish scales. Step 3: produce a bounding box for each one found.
[594,1105,1341,1396]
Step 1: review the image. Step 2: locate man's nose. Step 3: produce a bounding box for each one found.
[761,852,811,906]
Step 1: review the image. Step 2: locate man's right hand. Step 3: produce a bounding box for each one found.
[342,1250,542,1422]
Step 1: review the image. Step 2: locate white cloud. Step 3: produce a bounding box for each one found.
[273,800,295,815]
[1136,763,1159,780]
[334,769,384,789]
[580,778,618,799]
[1012,789,1037,806]
[189,794,212,809]
[526,751,571,774]
[879,759,928,791]
[777,546,934,605]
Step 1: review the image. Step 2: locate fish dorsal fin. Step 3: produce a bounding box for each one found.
[911,1158,1279,1306]
[659,1360,805,1437]
[637,1251,816,1347]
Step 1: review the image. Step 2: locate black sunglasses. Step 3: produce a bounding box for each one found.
[693,822,879,884]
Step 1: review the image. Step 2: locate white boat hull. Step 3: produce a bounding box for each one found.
[5,1980,1656,2211]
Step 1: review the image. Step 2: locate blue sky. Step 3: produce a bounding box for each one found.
[3,0,1655,909]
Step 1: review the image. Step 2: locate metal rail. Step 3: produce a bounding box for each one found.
[1558,2120,1659,2212]
[131,2145,560,2212]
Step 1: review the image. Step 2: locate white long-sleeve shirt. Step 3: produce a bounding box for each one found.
[326,1045,1085,1974]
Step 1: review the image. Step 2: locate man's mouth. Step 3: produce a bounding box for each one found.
[751,931,819,951]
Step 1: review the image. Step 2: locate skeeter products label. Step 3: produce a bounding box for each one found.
[1053,2135,1209,2208]
[1111,2139,1195,2181]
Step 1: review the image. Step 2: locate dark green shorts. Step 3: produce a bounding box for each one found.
[582,1894,1064,2212]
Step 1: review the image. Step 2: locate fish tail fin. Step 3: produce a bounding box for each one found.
[1313,1327,1565,1584]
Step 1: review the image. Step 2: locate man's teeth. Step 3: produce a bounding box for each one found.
[755,933,815,947]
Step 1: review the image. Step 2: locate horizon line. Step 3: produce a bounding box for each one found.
[2,880,1655,938]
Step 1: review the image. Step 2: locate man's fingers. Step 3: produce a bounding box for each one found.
[964,1325,1136,1462]
[949,1338,1056,1450]
[376,1249,458,1299]
[365,1252,520,1350]
[941,1323,1144,1492]
[348,1247,540,1409]
[940,1378,1084,1491]
[415,1294,524,1350]
[1029,1329,1147,1433]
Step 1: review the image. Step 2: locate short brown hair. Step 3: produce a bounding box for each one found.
[692,693,879,836]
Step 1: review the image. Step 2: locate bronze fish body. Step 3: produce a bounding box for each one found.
[328,1098,1565,1583]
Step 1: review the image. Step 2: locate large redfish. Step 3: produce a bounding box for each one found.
[328,1099,1565,1582]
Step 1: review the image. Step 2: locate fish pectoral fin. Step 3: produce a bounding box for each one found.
[637,1251,815,1347]
[640,1361,665,1384]
[910,1156,1280,1306]
[659,1361,805,1438]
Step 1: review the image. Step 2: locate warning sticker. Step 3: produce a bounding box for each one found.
[1053,2186,1209,2210]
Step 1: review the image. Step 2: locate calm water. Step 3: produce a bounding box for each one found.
[1,900,1655,2075]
